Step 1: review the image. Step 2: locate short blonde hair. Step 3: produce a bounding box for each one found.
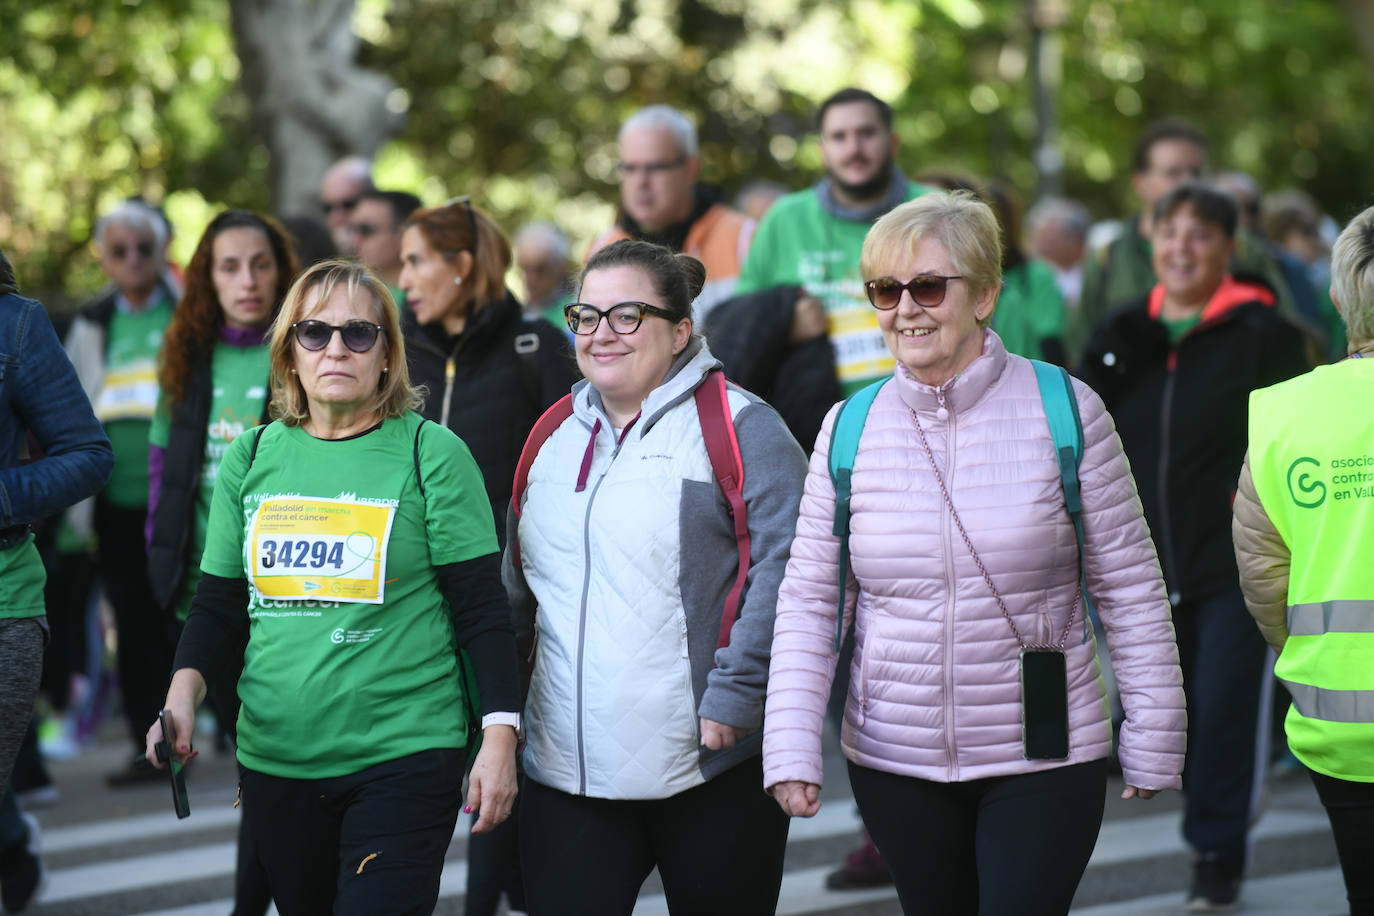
[861,191,1003,327]
[267,260,422,425]
[1330,205,1374,345]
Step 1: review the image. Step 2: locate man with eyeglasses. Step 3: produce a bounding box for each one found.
[64,199,183,787]
[1068,118,1299,362]
[734,88,933,398]
[319,156,376,256]
[588,105,754,323]
[350,190,421,303]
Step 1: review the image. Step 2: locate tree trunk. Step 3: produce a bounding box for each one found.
[228,0,404,215]
[1343,0,1374,94]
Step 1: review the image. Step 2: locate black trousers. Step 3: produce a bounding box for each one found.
[95,500,175,750]
[239,748,463,916]
[1309,768,1374,916]
[519,756,789,916]
[849,758,1108,916]
[1173,587,1271,867]
[464,794,524,916]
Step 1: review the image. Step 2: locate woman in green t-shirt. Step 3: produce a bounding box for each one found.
[147,260,522,914]
[145,210,297,916]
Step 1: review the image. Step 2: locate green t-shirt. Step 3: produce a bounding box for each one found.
[97,293,173,507]
[0,539,46,620]
[994,259,1067,360]
[1160,312,1203,344]
[200,411,498,778]
[736,184,931,395]
[150,340,271,621]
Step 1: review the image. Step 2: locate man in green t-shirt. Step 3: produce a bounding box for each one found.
[514,221,576,333]
[64,200,180,786]
[735,88,932,396]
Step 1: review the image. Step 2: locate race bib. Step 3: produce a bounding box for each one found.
[96,361,159,422]
[248,497,396,604]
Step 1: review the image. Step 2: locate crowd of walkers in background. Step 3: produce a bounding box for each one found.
[0,84,1370,916]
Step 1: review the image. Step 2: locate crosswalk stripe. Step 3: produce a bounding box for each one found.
[1088,807,1329,866]
[1069,866,1345,915]
[45,842,238,904]
[44,805,242,854]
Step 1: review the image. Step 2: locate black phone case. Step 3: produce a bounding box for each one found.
[158,711,192,819]
[1021,648,1070,759]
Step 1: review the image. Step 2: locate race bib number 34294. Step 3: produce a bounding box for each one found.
[248,497,396,604]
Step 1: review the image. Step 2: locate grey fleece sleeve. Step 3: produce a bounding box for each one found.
[696,399,809,730]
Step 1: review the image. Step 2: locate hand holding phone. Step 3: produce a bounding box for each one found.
[156,709,192,819]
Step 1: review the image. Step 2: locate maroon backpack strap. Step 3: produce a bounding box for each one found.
[511,393,574,688]
[694,370,750,652]
[513,395,574,517]
[511,394,574,568]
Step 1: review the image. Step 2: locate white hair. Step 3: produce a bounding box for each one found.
[1330,205,1374,344]
[513,221,571,263]
[1025,196,1090,242]
[619,105,698,159]
[95,200,168,251]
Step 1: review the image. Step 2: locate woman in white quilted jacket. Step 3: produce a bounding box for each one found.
[763,192,1187,915]
[504,239,808,915]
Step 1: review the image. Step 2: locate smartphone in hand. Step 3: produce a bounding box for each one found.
[155,709,191,819]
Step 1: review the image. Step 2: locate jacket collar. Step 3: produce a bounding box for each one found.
[1147,274,1275,325]
[892,328,1007,417]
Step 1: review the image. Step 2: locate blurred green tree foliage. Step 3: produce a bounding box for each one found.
[1,0,1369,310]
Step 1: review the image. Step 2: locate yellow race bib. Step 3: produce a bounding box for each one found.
[248,497,396,604]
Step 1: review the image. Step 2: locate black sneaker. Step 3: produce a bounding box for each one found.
[1187,854,1242,912]
[104,753,165,788]
[0,813,45,913]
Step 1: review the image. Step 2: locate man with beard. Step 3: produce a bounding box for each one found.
[735,88,932,395]
[588,105,754,323]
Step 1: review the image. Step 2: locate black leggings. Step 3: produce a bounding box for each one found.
[849,758,1108,916]
[519,756,788,916]
[1309,768,1374,916]
[239,748,462,916]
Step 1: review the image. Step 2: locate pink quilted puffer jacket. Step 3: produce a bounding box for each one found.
[763,331,1186,791]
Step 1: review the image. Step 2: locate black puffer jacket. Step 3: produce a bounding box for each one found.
[1076,276,1309,605]
[703,285,840,453]
[403,291,577,543]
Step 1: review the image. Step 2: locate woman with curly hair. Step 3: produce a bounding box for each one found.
[147,210,298,623]
[145,210,296,916]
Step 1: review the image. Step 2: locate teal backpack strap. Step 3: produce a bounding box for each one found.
[1030,360,1095,643]
[826,378,888,652]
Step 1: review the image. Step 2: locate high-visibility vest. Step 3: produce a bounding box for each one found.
[1247,358,1374,782]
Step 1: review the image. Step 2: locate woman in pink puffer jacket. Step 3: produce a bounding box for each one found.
[763,192,1187,915]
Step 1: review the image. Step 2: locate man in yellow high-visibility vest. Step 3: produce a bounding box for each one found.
[1233,204,1374,916]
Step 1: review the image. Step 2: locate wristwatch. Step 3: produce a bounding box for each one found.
[481,712,523,741]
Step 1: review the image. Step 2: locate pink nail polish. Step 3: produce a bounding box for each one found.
[463,805,472,813]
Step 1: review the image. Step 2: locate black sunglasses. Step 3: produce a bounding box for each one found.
[864,274,964,310]
[109,241,155,261]
[290,319,385,352]
[564,301,674,335]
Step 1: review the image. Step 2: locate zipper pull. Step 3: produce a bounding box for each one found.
[936,389,949,422]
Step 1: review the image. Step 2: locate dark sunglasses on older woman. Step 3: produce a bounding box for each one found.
[864,274,964,310]
[290,319,385,352]
[564,301,673,336]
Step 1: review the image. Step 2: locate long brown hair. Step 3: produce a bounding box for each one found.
[159,210,299,407]
[401,198,512,319]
